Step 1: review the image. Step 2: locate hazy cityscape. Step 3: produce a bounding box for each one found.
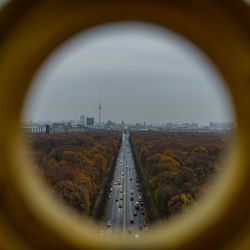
[23,105,234,134]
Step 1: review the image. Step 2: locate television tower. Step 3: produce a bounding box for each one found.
[98,101,102,126]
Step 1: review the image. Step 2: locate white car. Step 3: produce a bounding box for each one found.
[106,220,111,227]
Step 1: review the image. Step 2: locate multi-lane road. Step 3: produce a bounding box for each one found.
[103,132,147,236]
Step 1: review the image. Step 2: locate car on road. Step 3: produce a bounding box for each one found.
[120,190,123,193]
[130,190,134,195]
[115,199,118,202]
[109,194,112,199]
[130,219,134,224]
[130,196,134,201]
[106,220,111,227]
[133,211,137,216]
[143,219,147,227]
[135,202,140,210]
[130,177,132,181]
[141,210,145,215]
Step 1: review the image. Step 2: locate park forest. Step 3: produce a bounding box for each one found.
[29,131,121,215]
[29,130,228,219]
[130,131,229,218]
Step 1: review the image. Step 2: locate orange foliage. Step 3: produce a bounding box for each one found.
[29,131,120,215]
[131,131,228,217]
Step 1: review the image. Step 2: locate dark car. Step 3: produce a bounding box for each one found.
[134,211,137,216]
[130,219,134,224]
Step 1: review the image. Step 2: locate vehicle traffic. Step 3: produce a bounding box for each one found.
[103,132,147,234]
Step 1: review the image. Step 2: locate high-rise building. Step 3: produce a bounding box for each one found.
[98,102,101,125]
[80,115,85,125]
[45,124,50,133]
[86,117,94,126]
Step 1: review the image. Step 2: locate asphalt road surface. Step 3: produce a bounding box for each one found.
[103,132,147,237]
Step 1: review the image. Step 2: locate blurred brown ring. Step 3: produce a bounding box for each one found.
[0,0,249,249]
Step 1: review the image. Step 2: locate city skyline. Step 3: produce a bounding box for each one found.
[23,22,234,125]
[24,113,233,128]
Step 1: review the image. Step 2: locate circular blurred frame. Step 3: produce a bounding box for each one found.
[0,0,249,249]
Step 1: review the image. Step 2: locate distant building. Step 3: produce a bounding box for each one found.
[86,117,94,126]
[23,125,46,134]
[191,123,199,129]
[166,123,175,128]
[209,122,219,129]
[80,115,85,125]
[76,123,85,128]
[209,122,234,130]
[106,120,115,127]
[45,124,50,133]
[50,123,84,133]
[178,123,191,129]
[221,122,234,130]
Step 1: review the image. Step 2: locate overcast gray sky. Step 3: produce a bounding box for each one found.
[23,22,234,125]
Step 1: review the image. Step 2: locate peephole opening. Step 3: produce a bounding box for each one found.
[21,22,235,239]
